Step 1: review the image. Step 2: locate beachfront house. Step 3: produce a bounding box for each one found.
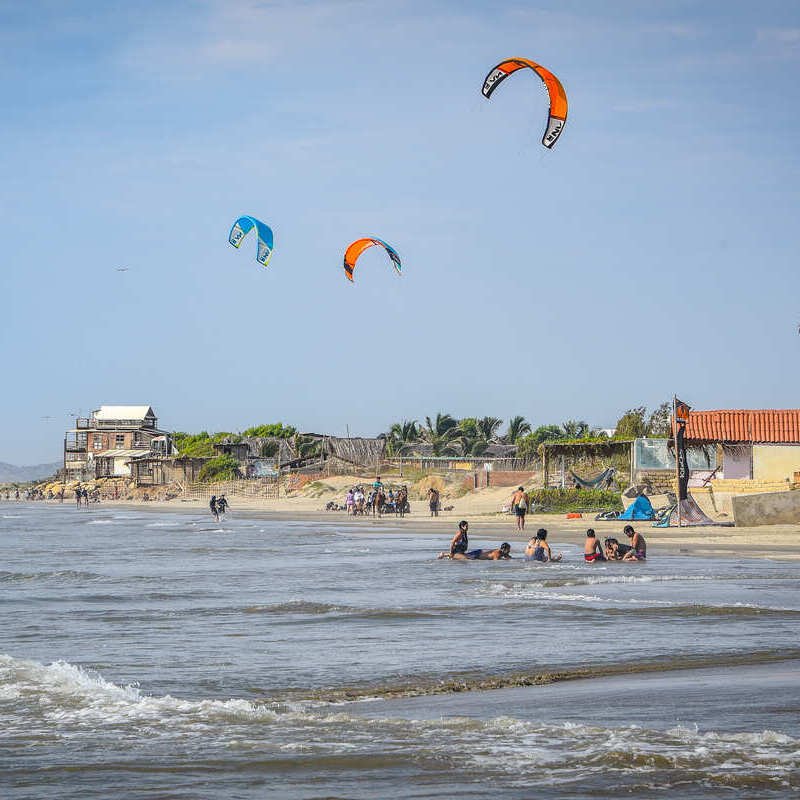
[681,409,800,516]
[62,405,175,480]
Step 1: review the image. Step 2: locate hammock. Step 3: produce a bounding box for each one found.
[652,494,719,527]
[567,467,616,490]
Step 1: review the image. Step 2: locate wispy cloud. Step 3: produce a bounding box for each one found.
[756,26,800,58]
[117,0,373,74]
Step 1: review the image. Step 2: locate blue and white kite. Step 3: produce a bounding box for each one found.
[228,215,274,268]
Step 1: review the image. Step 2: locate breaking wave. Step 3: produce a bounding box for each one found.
[1,653,796,793]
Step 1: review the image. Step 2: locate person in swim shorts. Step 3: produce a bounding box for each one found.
[438,520,469,559]
[428,487,440,517]
[525,529,562,562]
[622,525,647,560]
[584,529,606,562]
[510,486,529,531]
[459,542,513,560]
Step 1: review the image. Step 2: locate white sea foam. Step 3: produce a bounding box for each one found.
[1,653,796,783]
[0,654,280,727]
[476,582,669,605]
[145,521,186,528]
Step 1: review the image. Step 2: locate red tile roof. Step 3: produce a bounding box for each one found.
[682,410,800,443]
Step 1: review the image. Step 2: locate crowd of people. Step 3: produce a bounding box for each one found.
[438,521,647,563]
[334,478,410,517]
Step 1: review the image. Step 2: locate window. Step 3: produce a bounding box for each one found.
[93,434,103,450]
[115,434,125,449]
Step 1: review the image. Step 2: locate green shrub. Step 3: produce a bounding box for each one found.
[198,455,240,483]
[242,423,296,439]
[529,488,621,513]
[172,432,215,457]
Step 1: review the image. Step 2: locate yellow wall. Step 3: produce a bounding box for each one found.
[753,445,800,482]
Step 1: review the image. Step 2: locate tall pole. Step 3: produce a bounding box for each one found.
[674,394,682,529]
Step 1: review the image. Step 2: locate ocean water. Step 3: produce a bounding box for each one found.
[1,504,798,798]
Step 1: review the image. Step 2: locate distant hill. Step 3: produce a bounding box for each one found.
[0,462,61,483]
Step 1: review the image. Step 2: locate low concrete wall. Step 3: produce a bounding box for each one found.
[732,489,800,526]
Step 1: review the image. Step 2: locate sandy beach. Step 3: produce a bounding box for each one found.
[44,484,800,560]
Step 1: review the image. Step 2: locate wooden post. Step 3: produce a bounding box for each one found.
[560,455,565,489]
[629,441,635,488]
[543,447,548,489]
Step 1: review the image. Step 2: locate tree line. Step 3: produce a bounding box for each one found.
[171,403,671,461]
[381,403,672,459]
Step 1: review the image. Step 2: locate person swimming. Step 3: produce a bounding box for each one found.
[525,529,562,562]
[584,529,606,562]
[466,542,512,560]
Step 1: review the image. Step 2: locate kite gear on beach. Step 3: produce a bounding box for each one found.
[343,238,402,282]
[228,216,274,268]
[481,57,567,149]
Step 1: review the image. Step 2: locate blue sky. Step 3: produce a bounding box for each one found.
[1,0,799,463]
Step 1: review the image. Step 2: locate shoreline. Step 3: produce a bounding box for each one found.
[10,499,800,560]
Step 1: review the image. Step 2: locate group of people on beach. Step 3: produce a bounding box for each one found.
[438,521,646,562]
[343,478,410,517]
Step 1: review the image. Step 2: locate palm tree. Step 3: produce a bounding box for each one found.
[384,419,420,455]
[423,412,460,456]
[459,434,489,457]
[505,415,532,444]
[561,420,590,439]
[477,416,503,442]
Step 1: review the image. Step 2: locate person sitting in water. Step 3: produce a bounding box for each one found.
[604,537,620,560]
[621,525,647,560]
[584,529,606,562]
[525,529,562,562]
[438,520,470,559]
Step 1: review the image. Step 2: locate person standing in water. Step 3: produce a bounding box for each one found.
[217,494,229,518]
[209,495,218,522]
[75,487,82,508]
[510,486,529,531]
